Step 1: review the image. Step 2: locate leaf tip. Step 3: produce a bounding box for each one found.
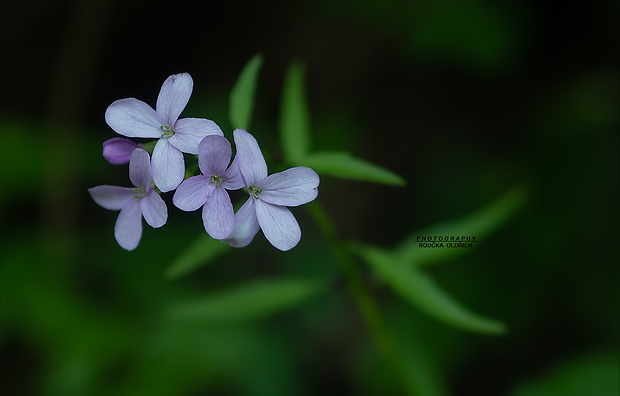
[483,321,509,335]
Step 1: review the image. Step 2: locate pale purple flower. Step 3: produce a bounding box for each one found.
[224,129,319,251]
[105,73,223,192]
[173,135,244,239]
[89,149,167,251]
[103,137,140,165]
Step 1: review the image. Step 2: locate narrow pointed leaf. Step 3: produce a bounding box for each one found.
[279,60,311,161]
[302,151,406,186]
[165,234,230,279]
[167,278,328,322]
[397,186,527,267]
[229,54,263,130]
[355,244,506,334]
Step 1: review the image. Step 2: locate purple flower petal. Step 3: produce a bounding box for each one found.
[171,118,223,155]
[102,138,139,165]
[156,73,193,127]
[141,191,168,228]
[224,197,260,248]
[202,187,235,239]
[129,149,152,188]
[233,129,267,186]
[221,156,245,190]
[173,175,215,212]
[152,138,185,192]
[197,135,231,176]
[256,167,319,207]
[105,98,164,138]
[254,199,301,251]
[114,198,142,251]
[89,185,134,210]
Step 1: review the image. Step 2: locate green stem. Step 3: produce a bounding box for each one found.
[306,201,414,394]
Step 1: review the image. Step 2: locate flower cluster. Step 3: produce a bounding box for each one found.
[90,73,319,251]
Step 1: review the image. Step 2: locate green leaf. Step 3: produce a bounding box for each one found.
[301,151,406,186]
[165,234,230,280]
[509,352,619,396]
[279,60,311,161]
[354,244,506,334]
[167,278,328,322]
[397,185,527,266]
[229,54,263,130]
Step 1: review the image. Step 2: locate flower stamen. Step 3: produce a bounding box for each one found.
[210,174,223,188]
[248,185,262,199]
[160,125,175,138]
[132,186,146,199]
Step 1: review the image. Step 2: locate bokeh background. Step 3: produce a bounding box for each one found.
[1,0,618,395]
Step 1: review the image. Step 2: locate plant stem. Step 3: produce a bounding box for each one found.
[306,201,415,395]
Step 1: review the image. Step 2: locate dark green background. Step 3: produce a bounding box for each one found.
[1,0,618,395]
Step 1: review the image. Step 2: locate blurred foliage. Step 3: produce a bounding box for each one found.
[229,54,263,131]
[279,60,312,161]
[165,234,231,280]
[396,185,528,267]
[167,278,329,323]
[277,59,405,185]
[353,242,506,335]
[1,0,618,395]
[509,352,619,396]
[301,151,406,186]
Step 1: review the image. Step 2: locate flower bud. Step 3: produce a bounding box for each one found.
[103,138,139,165]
